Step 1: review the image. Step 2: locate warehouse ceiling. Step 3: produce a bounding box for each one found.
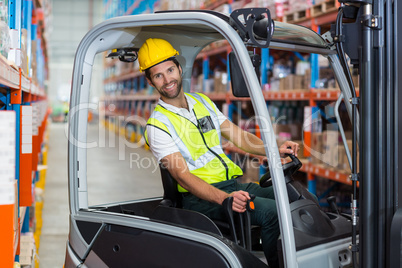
[49,0,103,61]
[48,0,103,102]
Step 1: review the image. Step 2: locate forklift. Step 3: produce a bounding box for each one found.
[64,1,402,267]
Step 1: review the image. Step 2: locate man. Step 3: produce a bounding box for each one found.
[140,38,299,267]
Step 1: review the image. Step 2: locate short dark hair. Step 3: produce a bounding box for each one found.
[144,57,181,81]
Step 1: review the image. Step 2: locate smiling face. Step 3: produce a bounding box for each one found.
[146,60,183,101]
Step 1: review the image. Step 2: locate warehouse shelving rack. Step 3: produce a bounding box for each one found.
[0,0,49,266]
[101,0,354,206]
[200,0,352,199]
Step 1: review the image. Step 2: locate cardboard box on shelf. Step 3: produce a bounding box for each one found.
[352,74,359,88]
[346,140,353,156]
[279,78,285,91]
[293,140,304,159]
[274,123,302,141]
[213,71,228,93]
[20,28,28,75]
[287,0,312,13]
[294,75,304,89]
[242,158,261,183]
[288,123,303,140]
[193,74,203,93]
[7,48,21,67]
[337,145,349,171]
[204,78,214,93]
[303,69,311,89]
[274,123,290,137]
[19,233,35,266]
[310,132,323,165]
[282,74,295,90]
[269,78,280,91]
[322,130,339,169]
[31,40,37,78]
[279,74,310,90]
[343,131,353,140]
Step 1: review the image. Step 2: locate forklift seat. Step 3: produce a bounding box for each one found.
[158,164,255,250]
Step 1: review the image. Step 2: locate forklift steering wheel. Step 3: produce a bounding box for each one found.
[259,153,302,188]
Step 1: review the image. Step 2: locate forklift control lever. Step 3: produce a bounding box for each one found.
[247,194,256,211]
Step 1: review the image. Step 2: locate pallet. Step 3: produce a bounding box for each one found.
[283,8,310,24]
[310,0,338,17]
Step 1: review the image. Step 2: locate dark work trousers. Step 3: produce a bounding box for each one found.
[182,179,280,267]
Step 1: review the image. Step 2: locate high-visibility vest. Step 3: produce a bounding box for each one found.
[145,93,243,192]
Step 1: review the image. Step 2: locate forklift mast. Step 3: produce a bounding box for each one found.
[340,0,402,267]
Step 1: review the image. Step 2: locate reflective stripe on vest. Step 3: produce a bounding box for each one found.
[145,93,243,192]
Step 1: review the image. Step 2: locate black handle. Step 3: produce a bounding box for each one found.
[246,194,256,211]
[222,196,238,242]
[327,196,340,215]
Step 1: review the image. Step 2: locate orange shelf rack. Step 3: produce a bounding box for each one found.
[0,40,47,268]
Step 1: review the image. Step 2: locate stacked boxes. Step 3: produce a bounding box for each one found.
[213,71,228,93]
[287,0,313,13]
[278,71,311,90]
[310,132,323,165]
[19,233,36,266]
[0,111,16,208]
[0,0,9,57]
[193,71,228,93]
[307,129,359,173]
[7,29,21,67]
[21,29,28,75]
[309,130,339,167]
[274,123,303,141]
[276,61,311,91]
[193,74,204,93]
[0,111,16,268]
[31,40,38,84]
[322,130,339,168]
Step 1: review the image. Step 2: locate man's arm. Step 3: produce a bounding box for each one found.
[220,119,300,157]
[161,152,250,212]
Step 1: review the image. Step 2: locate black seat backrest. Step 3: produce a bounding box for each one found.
[159,164,183,208]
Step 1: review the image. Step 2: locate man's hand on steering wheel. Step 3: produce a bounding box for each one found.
[279,141,300,158]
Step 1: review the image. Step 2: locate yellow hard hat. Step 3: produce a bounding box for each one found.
[138,38,179,72]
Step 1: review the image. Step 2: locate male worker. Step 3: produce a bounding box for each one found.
[140,38,299,267]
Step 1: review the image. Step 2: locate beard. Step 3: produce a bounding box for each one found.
[158,78,183,99]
